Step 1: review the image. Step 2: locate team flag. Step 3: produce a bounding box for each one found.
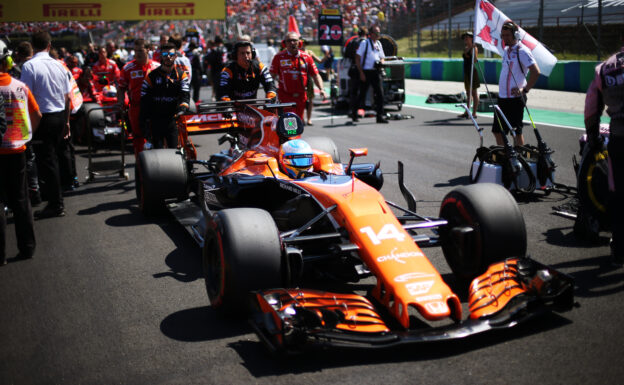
[474,0,557,76]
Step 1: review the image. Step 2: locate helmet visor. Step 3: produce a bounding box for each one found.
[284,153,314,168]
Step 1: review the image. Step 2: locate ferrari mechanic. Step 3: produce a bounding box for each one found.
[118,38,160,156]
[139,42,190,150]
[270,31,325,119]
[216,41,276,102]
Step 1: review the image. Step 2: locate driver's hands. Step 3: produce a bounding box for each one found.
[143,141,153,151]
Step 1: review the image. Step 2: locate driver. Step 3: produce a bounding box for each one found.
[217,41,276,101]
[279,139,314,178]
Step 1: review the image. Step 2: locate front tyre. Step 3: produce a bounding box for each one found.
[439,183,527,282]
[203,208,284,315]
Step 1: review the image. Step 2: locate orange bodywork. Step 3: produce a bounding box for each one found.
[468,258,528,319]
[179,103,463,329]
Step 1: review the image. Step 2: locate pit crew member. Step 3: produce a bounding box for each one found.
[492,22,540,146]
[270,32,325,119]
[217,41,276,102]
[1,46,41,264]
[140,43,190,150]
[584,45,624,266]
[118,39,160,156]
[92,46,120,91]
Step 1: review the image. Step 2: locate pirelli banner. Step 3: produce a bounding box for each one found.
[0,1,225,22]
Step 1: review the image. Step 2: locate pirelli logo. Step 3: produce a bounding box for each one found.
[139,2,194,16]
[43,3,102,17]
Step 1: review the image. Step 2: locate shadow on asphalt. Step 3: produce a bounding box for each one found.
[152,217,203,283]
[543,225,610,249]
[160,306,248,342]
[422,117,479,127]
[433,175,470,188]
[227,312,572,376]
[551,255,624,298]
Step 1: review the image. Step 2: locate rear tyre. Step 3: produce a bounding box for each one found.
[203,208,283,315]
[439,183,527,282]
[135,149,188,216]
[306,136,341,163]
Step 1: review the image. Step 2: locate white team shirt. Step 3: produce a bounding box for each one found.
[356,38,385,70]
[21,51,72,113]
[499,42,536,99]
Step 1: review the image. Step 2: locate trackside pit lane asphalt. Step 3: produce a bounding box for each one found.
[323,79,607,130]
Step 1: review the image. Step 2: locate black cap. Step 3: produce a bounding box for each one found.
[461,31,473,39]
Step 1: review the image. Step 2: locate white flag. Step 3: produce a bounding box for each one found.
[474,0,558,76]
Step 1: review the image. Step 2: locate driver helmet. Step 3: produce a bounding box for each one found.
[103,85,117,98]
[279,139,314,178]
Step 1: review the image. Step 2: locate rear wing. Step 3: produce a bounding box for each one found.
[183,99,296,134]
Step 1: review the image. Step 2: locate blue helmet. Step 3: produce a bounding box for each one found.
[279,139,314,178]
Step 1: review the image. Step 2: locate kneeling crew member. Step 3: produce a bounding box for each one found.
[140,42,190,149]
[217,41,276,101]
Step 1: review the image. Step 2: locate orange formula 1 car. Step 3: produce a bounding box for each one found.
[136,99,574,352]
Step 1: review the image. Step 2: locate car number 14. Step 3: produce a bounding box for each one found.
[360,224,406,245]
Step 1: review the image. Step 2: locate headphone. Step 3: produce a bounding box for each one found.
[1,47,13,70]
[281,38,303,50]
[502,21,519,38]
[229,41,257,61]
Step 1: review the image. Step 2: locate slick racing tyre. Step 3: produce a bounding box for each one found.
[82,102,105,144]
[439,183,527,282]
[203,208,284,315]
[576,147,610,233]
[135,149,188,216]
[305,136,341,163]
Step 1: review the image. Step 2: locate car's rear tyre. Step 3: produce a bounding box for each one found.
[203,208,283,315]
[439,183,527,282]
[306,136,341,163]
[135,149,188,216]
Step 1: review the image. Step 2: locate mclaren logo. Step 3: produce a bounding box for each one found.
[43,3,102,17]
[139,2,195,16]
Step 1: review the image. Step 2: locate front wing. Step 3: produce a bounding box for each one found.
[249,258,574,352]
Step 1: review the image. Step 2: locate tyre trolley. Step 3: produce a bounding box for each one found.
[85,105,130,182]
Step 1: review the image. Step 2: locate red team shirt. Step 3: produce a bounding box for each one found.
[270,49,318,96]
[118,59,160,106]
[92,58,120,88]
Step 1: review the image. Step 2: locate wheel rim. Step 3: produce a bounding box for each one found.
[441,201,482,277]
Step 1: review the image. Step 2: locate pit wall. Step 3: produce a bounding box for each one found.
[403,58,599,93]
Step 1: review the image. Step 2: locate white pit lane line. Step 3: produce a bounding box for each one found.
[313,103,586,131]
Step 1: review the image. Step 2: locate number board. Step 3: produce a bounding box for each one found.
[318,9,343,46]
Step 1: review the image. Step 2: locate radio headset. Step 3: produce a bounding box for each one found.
[229,41,257,61]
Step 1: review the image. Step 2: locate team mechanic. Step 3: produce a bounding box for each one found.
[492,22,540,146]
[139,42,190,150]
[117,38,160,156]
[270,32,325,119]
[0,47,42,265]
[216,41,276,101]
[584,45,624,266]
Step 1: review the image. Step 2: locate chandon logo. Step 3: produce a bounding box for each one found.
[377,248,423,264]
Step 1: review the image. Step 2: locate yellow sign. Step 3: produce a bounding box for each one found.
[0,0,225,22]
[321,9,340,16]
